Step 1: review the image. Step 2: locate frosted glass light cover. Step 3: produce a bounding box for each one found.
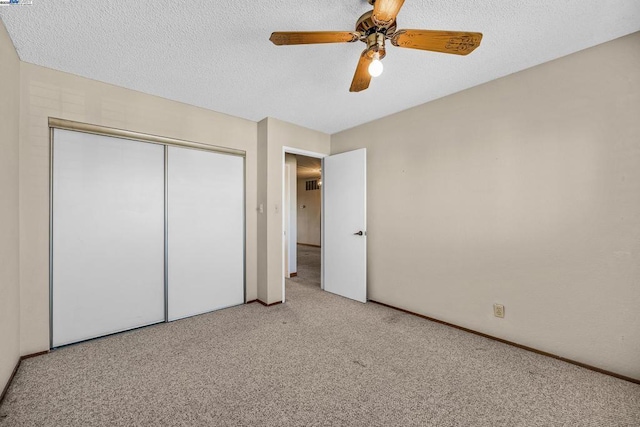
[368,59,383,77]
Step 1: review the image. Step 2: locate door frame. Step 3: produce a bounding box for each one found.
[281,147,327,303]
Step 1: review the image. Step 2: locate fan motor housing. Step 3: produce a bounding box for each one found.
[356,11,390,59]
[355,10,397,37]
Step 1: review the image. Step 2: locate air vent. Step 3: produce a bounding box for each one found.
[306,180,320,191]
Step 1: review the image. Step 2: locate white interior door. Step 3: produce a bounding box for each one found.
[167,146,244,321]
[52,129,165,347]
[323,148,367,303]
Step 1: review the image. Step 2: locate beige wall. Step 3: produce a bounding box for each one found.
[0,20,21,394]
[257,118,330,304]
[256,120,269,302]
[331,33,640,380]
[297,178,322,246]
[19,63,258,355]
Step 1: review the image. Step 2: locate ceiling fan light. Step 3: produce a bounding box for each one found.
[368,57,383,77]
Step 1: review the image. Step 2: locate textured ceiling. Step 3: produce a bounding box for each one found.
[1,1,639,134]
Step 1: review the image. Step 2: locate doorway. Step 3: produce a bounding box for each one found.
[281,147,367,305]
[282,148,325,302]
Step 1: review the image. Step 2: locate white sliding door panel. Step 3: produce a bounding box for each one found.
[167,147,244,321]
[52,129,165,347]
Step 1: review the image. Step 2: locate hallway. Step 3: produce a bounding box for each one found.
[287,244,321,289]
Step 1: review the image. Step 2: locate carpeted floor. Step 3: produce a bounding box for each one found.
[1,245,639,426]
[289,244,321,289]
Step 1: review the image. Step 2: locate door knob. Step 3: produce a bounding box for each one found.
[353,231,365,236]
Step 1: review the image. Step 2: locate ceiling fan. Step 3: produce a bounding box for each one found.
[269,0,482,92]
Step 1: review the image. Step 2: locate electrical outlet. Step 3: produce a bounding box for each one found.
[493,304,505,318]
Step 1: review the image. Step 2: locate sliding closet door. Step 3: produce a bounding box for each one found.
[52,129,165,347]
[167,146,244,321]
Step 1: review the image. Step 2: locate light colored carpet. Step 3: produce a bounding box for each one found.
[289,244,321,288]
[1,245,639,426]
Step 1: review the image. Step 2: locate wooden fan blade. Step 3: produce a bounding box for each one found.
[350,51,373,93]
[391,30,483,55]
[372,0,405,28]
[270,31,359,45]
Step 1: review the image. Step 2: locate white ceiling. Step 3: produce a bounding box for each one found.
[1,1,639,134]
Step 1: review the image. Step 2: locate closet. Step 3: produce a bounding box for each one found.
[51,125,244,347]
